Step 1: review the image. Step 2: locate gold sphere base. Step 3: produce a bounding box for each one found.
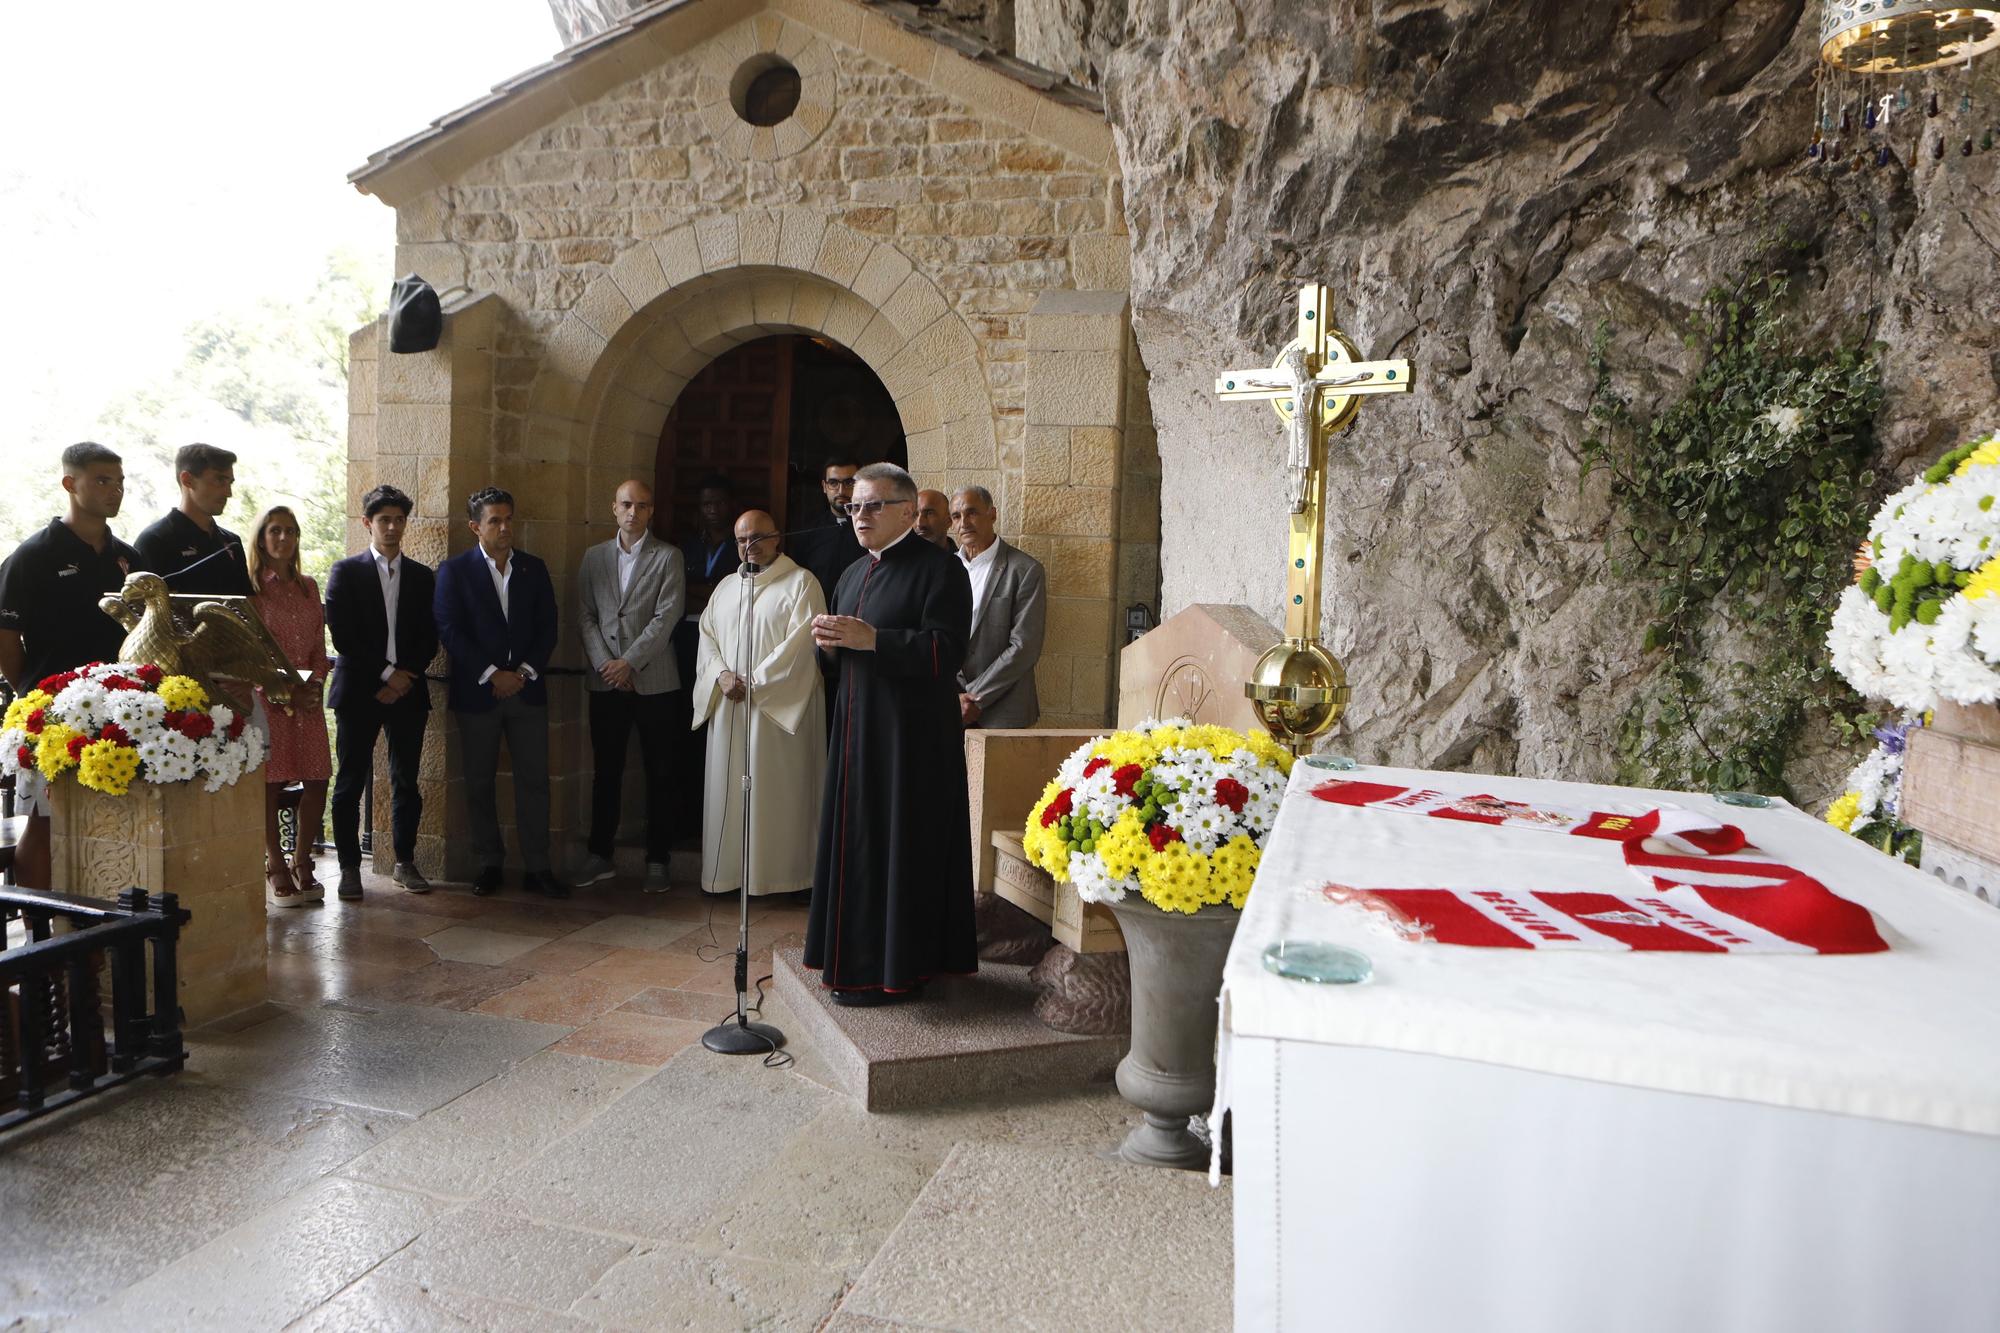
[1244,638,1351,755]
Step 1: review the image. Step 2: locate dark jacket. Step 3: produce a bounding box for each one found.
[324,550,438,712]
[432,545,558,713]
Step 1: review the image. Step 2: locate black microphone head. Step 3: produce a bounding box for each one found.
[739,560,760,577]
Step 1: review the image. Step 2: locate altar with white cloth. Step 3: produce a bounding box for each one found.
[1220,763,2000,1333]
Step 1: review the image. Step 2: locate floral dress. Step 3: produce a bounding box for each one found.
[255,572,332,782]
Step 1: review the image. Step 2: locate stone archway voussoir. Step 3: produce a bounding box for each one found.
[575,277,636,344]
[544,313,609,385]
[609,241,670,312]
[654,226,704,288]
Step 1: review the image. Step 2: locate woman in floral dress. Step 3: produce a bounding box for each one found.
[250,506,332,907]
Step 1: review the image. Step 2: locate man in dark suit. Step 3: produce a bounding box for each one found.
[324,484,439,901]
[789,455,864,608]
[433,486,565,898]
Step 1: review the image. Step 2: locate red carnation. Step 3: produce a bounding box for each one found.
[167,711,215,740]
[1082,757,1109,778]
[17,745,33,767]
[136,664,165,686]
[1112,763,1144,798]
[1147,823,1184,852]
[66,735,88,761]
[1040,788,1076,827]
[25,708,45,735]
[101,674,140,692]
[37,671,75,694]
[227,716,246,740]
[1214,777,1249,814]
[98,723,132,747]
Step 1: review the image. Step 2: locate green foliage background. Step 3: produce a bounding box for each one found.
[1,249,382,587]
[1583,273,1885,796]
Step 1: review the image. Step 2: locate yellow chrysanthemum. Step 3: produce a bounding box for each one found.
[1023,780,1072,877]
[77,739,140,796]
[35,723,80,779]
[3,689,53,732]
[1952,438,2000,476]
[1210,834,1262,909]
[1138,840,1217,914]
[156,675,208,712]
[1096,809,1149,880]
[1824,790,1863,833]
[1964,556,2000,603]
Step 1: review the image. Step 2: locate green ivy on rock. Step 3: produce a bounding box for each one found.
[1582,273,1884,796]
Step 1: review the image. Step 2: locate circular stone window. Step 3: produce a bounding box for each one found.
[732,55,801,127]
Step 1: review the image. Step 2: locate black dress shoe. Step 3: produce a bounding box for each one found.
[525,870,571,900]
[472,866,502,896]
[830,987,896,1008]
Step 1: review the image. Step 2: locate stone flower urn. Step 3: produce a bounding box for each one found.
[1106,896,1241,1170]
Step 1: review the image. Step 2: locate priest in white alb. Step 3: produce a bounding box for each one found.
[693,510,827,896]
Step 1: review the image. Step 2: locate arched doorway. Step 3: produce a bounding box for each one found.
[652,333,906,546]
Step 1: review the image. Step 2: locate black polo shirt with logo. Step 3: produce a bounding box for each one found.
[133,508,252,598]
[0,518,144,691]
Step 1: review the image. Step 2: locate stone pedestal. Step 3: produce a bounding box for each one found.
[1903,702,2000,906]
[50,778,267,1025]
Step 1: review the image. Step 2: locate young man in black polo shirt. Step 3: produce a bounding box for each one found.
[133,442,253,598]
[0,442,145,888]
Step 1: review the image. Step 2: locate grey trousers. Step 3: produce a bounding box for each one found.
[457,695,551,873]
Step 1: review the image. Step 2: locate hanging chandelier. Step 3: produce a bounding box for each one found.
[1809,4,2000,165]
[1821,4,2000,72]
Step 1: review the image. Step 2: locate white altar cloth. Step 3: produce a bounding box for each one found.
[1221,764,2000,1332]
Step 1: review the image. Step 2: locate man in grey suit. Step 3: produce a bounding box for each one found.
[577,479,686,891]
[950,485,1047,729]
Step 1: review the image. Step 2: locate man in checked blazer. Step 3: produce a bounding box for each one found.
[948,485,1047,729]
[576,479,686,891]
[325,484,439,900]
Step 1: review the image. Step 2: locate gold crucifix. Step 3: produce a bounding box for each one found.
[1214,282,1415,752]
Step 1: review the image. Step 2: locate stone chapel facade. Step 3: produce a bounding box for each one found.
[344,0,1157,874]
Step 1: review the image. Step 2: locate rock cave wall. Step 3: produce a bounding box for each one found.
[1088,1,2000,795]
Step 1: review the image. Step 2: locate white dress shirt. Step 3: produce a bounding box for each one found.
[616,530,645,598]
[477,546,537,684]
[371,545,401,683]
[960,539,999,621]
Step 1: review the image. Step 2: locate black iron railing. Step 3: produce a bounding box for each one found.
[1,886,188,1133]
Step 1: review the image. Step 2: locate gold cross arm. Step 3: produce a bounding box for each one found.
[1213,360,1413,402]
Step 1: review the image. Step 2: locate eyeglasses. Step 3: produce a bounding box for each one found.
[735,533,778,548]
[822,477,857,490]
[841,499,910,518]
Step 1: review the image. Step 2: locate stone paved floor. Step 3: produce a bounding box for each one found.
[2,859,1231,1331]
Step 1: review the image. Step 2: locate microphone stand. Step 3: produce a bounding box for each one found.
[703,560,785,1056]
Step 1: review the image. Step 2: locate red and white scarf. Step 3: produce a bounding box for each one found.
[1308,779,1888,955]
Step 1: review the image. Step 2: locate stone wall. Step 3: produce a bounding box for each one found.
[1095,2,2000,800]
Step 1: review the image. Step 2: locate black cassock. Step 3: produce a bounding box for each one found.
[805,531,977,991]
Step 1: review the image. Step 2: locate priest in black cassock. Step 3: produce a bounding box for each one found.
[806,462,977,1005]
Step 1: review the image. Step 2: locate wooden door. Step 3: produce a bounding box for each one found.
[653,336,793,542]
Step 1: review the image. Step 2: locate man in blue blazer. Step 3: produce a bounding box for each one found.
[325,484,439,901]
[432,486,565,898]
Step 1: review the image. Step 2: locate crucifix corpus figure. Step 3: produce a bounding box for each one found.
[1213,282,1416,751]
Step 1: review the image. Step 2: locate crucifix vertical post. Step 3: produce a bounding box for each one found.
[1213,282,1415,752]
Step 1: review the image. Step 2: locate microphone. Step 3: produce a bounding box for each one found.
[739,560,760,577]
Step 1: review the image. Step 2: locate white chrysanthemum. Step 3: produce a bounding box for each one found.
[52,679,108,731]
[1069,853,1136,904]
[0,729,26,778]
[1931,599,2000,705]
[108,690,168,732]
[1828,584,1894,696]
[1877,620,1946,711]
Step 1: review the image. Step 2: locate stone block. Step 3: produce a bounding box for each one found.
[377,343,453,406]
[945,415,998,470]
[1026,290,1130,352]
[574,275,635,342]
[788,281,837,334]
[930,55,1042,137]
[1070,655,1111,718]
[1021,483,1114,539]
[708,283,758,339]
[858,12,938,81]
[609,240,669,310]
[1045,596,1114,657]
[773,116,814,157]
[1023,425,1071,481]
[378,403,453,459]
[654,225,704,286]
[694,213,740,272]
[904,428,947,473]
[416,456,454,518]
[813,224,874,287]
[881,270,949,336]
[1070,426,1120,487]
[1070,234,1132,291]
[1026,348,1123,427]
[348,355,379,416]
[1029,100,1117,168]
[851,244,915,310]
[542,315,609,385]
[777,208,829,271]
[1041,537,1115,600]
[769,0,863,45]
[749,275,797,328]
[348,412,377,463]
[1116,603,1281,732]
[820,290,876,348]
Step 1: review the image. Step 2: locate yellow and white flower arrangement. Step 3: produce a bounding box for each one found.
[1828,433,2000,709]
[1023,718,1293,914]
[0,661,264,796]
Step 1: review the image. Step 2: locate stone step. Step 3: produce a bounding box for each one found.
[772,948,1126,1112]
